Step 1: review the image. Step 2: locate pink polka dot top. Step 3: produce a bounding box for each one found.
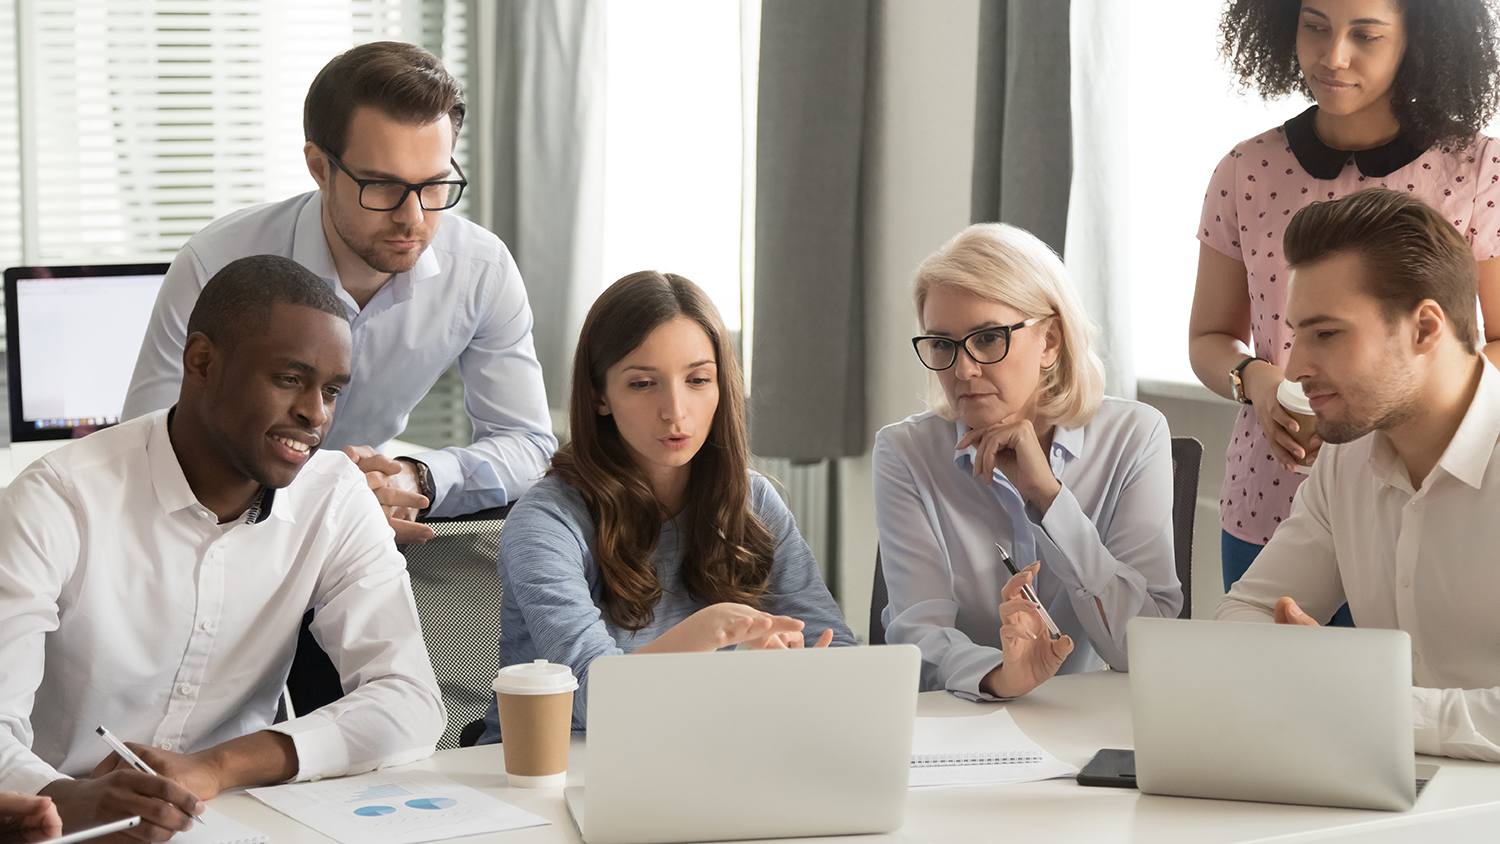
[1198,106,1500,545]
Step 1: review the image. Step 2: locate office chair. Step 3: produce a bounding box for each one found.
[866,435,1205,639]
[284,505,509,750]
[1169,436,1202,619]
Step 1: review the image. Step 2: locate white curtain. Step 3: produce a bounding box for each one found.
[1064,0,1134,399]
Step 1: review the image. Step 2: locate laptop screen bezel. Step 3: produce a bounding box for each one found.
[5,262,171,443]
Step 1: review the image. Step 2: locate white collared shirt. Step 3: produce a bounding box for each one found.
[122,191,557,516]
[873,398,1182,700]
[1217,358,1500,762]
[0,411,445,793]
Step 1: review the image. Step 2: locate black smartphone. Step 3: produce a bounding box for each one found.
[1076,748,1138,788]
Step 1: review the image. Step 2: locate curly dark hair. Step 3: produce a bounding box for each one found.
[1219,0,1500,151]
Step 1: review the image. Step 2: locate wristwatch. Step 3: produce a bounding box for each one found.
[1229,356,1266,405]
[395,456,435,515]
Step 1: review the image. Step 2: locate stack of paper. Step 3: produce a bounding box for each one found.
[910,709,1079,787]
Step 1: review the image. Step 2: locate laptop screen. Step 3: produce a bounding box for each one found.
[5,263,169,442]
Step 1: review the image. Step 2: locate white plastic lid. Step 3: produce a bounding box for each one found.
[1277,379,1313,415]
[493,660,579,695]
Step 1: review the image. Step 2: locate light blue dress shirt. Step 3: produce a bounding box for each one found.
[872,397,1182,700]
[122,191,557,516]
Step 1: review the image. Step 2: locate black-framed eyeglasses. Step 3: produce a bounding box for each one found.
[321,146,467,212]
[911,316,1049,371]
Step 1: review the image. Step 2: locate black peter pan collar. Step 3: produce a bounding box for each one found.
[1283,105,1424,180]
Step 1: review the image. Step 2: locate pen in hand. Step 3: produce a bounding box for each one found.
[95,726,208,826]
[996,543,1062,639]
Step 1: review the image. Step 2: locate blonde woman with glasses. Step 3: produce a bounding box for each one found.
[874,223,1182,699]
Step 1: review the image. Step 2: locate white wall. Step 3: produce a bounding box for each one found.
[838,0,982,640]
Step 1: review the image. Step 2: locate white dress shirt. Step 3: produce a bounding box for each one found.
[873,398,1182,700]
[0,411,446,794]
[122,191,557,517]
[1216,358,1500,762]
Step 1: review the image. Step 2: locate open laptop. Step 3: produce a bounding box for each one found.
[4,263,168,471]
[565,645,920,844]
[1127,617,1435,812]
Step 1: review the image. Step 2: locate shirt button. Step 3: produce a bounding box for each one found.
[310,775,323,783]
[179,683,194,696]
[197,509,212,520]
[1413,652,1422,664]
[201,618,215,631]
[160,740,173,751]
[1402,577,1412,588]
[1411,501,1421,512]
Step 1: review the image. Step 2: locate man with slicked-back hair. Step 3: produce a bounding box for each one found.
[1218,188,1500,763]
[124,41,556,545]
[0,255,444,838]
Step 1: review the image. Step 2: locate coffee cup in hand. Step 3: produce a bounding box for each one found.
[1276,379,1317,474]
[493,660,578,787]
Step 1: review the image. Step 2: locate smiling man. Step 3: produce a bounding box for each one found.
[123,42,555,543]
[1216,188,1500,762]
[0,256,444,838]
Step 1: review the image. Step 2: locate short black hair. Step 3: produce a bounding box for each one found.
[1284,188,1479,353]
[1219,0,1500,151]
[304,41,466,158]
[187,255,349,351]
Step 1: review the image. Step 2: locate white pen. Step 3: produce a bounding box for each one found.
[996,543,1062,639]
[96,726,208,826]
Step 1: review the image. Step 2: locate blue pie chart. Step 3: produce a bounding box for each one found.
[405,797,458,811]
[354,805,396,817]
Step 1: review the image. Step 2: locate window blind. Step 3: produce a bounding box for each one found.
[0,0,466,346]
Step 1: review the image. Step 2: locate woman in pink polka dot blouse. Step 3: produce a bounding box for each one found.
[1187,0,1500,606]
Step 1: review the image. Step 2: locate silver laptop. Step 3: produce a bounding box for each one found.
[565,645,920,844]
[1128,617,1434,811]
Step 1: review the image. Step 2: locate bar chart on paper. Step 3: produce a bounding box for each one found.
[248,770,549,844]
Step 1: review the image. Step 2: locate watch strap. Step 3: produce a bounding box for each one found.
[395,456,435,515]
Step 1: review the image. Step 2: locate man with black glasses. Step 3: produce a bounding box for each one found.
[125,42,555,544]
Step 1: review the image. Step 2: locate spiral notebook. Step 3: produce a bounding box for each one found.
[173,808,267,844]
[909,709,1079,787]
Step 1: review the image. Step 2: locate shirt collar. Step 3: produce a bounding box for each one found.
[1283,105,1425,180]
[147,408,295,525]
[1435,358,1500,490]
[293,191,441,309]
[1367,358,1500,491]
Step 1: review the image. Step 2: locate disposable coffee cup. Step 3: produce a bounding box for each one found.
[1277,379,1317,474]
[493,660,578,787]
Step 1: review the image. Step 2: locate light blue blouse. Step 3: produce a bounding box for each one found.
[872,397,1181,700]
[478,472,856,739]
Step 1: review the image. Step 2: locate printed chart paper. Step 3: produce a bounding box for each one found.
[247,770,549,844]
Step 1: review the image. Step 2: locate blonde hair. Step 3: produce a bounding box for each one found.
[913,223,1105,428]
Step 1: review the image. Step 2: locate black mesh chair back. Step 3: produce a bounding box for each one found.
[1169,436,1203,619]
[865,435,1206,640]
[403,506,508,750]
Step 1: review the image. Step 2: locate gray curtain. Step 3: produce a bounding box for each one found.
[970,0,1072,255]
[467,0,606,408]
[750,0,871,461]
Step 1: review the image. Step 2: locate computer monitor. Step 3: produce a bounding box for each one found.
[5,263,169,443]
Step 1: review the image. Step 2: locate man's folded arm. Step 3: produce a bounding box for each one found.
[0,463,81,793]
[267,480,445,780]
[1414,686,1500,762]
[1215,471,1344,623]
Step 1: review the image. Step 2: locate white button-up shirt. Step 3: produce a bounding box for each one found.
[122,191,557,516]
[0,411,445,793]
[1217,358,1500,762]
[873,398,1182,699]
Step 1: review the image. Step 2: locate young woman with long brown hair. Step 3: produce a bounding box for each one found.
[477,271,854,737]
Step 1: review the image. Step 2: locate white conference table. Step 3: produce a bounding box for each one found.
[208,670,1500,844]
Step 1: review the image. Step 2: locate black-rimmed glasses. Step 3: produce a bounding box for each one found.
[321,147,467,212]
[911,316,1049,371]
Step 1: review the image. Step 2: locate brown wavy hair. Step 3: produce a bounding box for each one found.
[1219,0,1500,151]
[550,271,775,631]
